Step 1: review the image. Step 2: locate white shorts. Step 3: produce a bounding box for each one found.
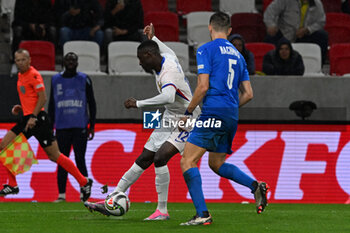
[144,125,190,155]
[167,129,190,155]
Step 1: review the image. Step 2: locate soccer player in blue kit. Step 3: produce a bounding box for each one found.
[179,12,270,225]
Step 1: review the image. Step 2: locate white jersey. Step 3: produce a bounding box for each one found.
[138,36,200,120]
[153,37,200,119]
[138,36,200,154]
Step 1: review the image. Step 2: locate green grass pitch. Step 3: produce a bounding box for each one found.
[0,202,349,233]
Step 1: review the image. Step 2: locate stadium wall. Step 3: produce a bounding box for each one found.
[0,74,349,122]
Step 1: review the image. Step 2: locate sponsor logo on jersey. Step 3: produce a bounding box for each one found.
[20,86,26,94]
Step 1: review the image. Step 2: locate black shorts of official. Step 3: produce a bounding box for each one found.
[11,111,56,148]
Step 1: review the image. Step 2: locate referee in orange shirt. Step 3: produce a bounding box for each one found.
[0,49,93,201]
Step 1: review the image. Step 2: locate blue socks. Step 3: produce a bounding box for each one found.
[183,167,208,217]
[184,164,255,217]
[218,163,255,191]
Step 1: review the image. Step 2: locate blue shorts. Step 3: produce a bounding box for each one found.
[187,116,238,154]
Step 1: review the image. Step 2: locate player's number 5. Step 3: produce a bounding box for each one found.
[227,58,237,90]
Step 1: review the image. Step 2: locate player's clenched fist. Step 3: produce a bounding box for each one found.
[11,105,22,115]
[124,98,137,108]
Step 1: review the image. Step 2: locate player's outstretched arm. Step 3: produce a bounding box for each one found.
[135,86,176,108]
[124,86,176,109]
[239,80,253,107]
[144,23,177,58]
[152,36,177,58]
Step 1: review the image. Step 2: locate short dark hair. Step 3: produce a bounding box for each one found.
[64,52,78,61]
[137,40,160,55]
[209,11,231,32]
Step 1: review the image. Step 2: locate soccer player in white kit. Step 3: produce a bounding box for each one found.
[85,24,200,220]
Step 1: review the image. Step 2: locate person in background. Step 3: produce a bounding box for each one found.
[104,0,144,46]
[264,0,328,64]
[262,38,305,75]
[12,0,56,53]
[48,52,96,202]
[54,0,104,48]
[0,49,93,201]
[228,34,255,75]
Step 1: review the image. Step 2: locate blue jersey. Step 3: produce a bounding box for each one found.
[51,72,89,129]
[196,38,250,120]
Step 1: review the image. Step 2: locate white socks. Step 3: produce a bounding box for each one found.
[155,165,170,214]
[114,163,144,193]
[113,163,170,214]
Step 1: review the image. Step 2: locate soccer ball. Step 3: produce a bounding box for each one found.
[104,191,131,216]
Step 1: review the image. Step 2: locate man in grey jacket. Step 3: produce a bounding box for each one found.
[263,0,328,63]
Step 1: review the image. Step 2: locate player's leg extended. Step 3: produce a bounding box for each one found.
[209,152,269,214]
[144,142,179,220]
[180,142,212,225]
[85,148,156,217]
[209,152,256,190]
[35,111,91,197]
[114,148,155,193]
[0,130,19,196]
[208,152,269,214]
[115,126,170,193]
[45,141,88,186]
[207,117,269,214]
